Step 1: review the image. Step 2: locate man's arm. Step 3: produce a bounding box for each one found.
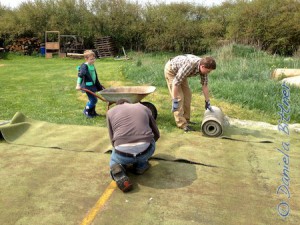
[106,114,114,146]
[202,84,214,111]
[170,64,194,112]
[148,112,160,141]
[202,84,210,101]
[171,81,179,99]
[171,64,193,99]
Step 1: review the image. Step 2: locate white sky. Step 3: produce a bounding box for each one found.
[0,0,226,8]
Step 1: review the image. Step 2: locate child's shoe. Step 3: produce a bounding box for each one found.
[83,107,94,118]
[90,106,100,117]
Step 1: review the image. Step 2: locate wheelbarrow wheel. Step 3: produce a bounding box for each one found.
[141,102,157,120]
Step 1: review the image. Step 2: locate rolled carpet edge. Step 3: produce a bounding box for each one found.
[201,106,226,137]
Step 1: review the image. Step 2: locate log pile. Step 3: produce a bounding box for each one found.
[60,35,84,54]
[94,36,116,58]
[5,37,41,55]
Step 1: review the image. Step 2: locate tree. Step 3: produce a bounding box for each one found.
[144,3,209,54]
[91,0,145,51]
[225,0,300,55]
[0,0,299,55]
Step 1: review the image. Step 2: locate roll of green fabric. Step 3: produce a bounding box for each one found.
[201,106,225,137]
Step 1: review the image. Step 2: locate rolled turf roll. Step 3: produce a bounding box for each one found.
[281,76,300,88]
[201,106,225,137]
[271,68,300,80]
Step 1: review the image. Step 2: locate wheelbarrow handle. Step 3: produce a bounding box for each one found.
[80,88,107,102]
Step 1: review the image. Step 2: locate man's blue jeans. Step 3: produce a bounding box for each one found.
[110,139,156,170]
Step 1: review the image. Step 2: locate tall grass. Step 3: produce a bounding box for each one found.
[122,52,173,87]
[123,44,300,123]
[211,44,300,122]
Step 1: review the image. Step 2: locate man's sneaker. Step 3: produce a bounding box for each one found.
[135,162,151,175]
[110,164,133,192]
[183,125,195,132]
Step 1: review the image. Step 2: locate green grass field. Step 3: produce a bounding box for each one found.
[0,44,299,131]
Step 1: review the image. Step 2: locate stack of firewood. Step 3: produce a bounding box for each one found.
[5,37,41,55]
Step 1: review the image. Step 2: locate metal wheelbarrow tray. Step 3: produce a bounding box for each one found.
[98,86,158,119]
[99,86,156,103]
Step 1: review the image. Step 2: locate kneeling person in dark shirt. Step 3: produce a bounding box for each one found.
[107,99,160,192]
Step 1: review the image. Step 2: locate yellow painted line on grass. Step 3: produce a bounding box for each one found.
[80,181,117,225]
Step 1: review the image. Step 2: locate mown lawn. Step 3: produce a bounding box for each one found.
[0,44,299,132]
[0,54,123,128]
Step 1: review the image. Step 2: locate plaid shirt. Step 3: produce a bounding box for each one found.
[170,54,208,86]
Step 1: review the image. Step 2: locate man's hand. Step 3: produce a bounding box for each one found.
[205,100,214,112]
[172,98,179,112]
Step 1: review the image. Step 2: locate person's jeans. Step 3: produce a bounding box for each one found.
[86,92,98,108]
[110,139,156,169]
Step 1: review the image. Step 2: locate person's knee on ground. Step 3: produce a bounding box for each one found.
[135,161,151,175]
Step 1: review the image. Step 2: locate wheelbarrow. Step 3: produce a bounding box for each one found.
[81,86,158,119]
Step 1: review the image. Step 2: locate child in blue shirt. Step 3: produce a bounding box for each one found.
[76,50,104,118]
